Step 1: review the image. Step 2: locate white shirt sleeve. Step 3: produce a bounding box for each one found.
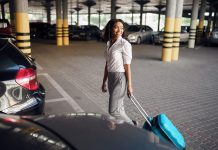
[122,41,132,64]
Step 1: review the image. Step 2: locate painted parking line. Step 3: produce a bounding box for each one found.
[36,62,43,70]
[38,73,84,113]
[45,98,66,103]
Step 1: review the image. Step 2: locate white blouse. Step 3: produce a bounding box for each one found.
[104,36,132,72]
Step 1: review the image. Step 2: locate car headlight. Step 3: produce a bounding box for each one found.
[128,35,136,40]
[2,98,38,114]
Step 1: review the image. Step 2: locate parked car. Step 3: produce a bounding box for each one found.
[153,26,189,45]
[0,113,178,150]
[0,33,16,43]
[0,19,12,35]
[71,25,101,41]
[0,38,45,115]
[127,25,153,44]
[30,22,51,39]
[206,27,218,46]
[46,24,56,39]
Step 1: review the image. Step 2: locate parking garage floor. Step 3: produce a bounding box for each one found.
[32,39,218,150]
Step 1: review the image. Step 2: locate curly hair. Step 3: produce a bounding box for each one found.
[103,19,127,42]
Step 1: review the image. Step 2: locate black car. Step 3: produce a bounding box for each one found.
[30,22,51,39]
[206,27,218,46]
[71,25,101,41]
[0,38,45,115]
[0,113,178,150]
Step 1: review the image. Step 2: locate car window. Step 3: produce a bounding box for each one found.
[213,28,218,32]
[145,26,152,31]
[128,26,140,32]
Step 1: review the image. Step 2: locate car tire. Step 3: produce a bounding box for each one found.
[150,36,155,45]
[136,37,141,44]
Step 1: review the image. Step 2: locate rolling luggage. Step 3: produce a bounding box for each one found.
[130,95,186,150]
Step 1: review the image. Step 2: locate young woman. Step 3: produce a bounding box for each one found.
[101,19,136,125]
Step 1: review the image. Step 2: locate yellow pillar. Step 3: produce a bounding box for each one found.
[172,0,184,61]
[63,19,69,45]
[56,19,63,46]
[14,0,31,56]
[162,18,175,62]
[172,18,181,61]
[62,0,69,45]
[161,0,177,62]
[56,0,63,46]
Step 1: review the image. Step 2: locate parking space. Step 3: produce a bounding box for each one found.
[32,39,218,150]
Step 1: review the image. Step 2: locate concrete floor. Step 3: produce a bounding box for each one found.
[32,39,218,150]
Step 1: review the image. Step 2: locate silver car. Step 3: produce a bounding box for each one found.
[206,27,218,46]
[127,25,153,44]
[153,26,189,44]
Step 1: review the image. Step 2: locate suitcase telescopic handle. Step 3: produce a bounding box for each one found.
[130,95,152,127]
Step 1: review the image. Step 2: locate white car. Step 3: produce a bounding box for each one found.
[127,25,153,44]
[153,26,189,44]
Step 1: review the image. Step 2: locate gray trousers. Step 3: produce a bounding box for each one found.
[108,72,132,124]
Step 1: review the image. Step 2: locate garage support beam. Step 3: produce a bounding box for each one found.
[188,0,200,48]
[198,0,206,32]
[197,0,206,44]
[14,0,31,56]
[172,0,184,61]
[206,3,213,33]
[63,0,69,45]
[46,5,51,24]
[161,0,176,62]
[111,0,116,19]
[56,0,63,46]
[1,3,5,19]
[9,0,15,35]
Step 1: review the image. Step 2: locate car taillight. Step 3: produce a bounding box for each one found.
[15,68,39,91]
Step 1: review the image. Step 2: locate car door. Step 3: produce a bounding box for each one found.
[145,26,153,42]
[140,26,147,41]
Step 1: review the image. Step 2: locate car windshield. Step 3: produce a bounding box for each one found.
[128,26,141,32]
[213,28,218,32]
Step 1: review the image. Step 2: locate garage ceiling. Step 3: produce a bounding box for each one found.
[26,0,217,15]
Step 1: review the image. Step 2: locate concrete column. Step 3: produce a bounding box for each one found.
[213,8,218,28]
[198,0,206,32]
[135,0,149,26]
[70,11,74,25]
[14,0,31,56]
[206,3,213,33]
[188,0,200,48]
[161,0,177,62]
[155,5,165,32]
[74,7,82,26]
[62,0,69,46]
[111,0,116,19]
[83,1,96,25]
[9,0,16,35]
[56,0,63,46]
[97,10,102,28]
[172,0,184,61]
[1,3,5,19]
[46,6,51,24]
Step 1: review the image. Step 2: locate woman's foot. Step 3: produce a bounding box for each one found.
[132,120,138,126]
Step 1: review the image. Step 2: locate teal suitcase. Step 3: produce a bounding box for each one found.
[130,95,186,150]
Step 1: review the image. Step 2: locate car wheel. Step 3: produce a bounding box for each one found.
[136,37,141,44]
[150,35,155,45]
[86,34,91,41]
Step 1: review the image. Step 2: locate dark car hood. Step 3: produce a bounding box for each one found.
[27,113,177,150]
